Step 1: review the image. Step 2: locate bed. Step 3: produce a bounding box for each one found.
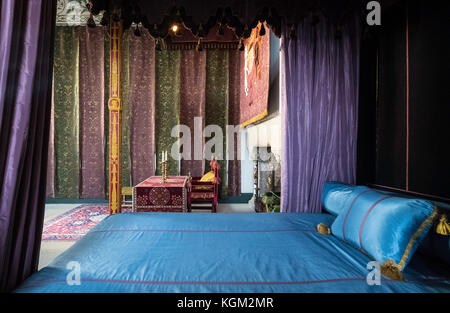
[14,212,450,293]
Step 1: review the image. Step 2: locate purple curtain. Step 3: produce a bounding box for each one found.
[129,29,156,185]
[79,26,105,198]
[280,13,360,213]
[0,0,56,292]
[179,49,206,177]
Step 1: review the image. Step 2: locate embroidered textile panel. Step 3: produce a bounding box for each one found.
[49,28,242,199]
[155,50,181,176]
[53,27,80,198]
[205,49,229,198]
[228,49,242,196]
[103,30,110,198]
[129,29,156,185]
[179,49,206,177]
[79,26,105,198]
[240,22,270,126]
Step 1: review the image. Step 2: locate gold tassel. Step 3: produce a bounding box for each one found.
[436,214,450,236]
[317,223,331,235]
[381,260,405,281]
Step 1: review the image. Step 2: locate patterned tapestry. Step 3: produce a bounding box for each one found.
[155,50,181,176]
[206,50,229,198]
[103,29,110,198]
[79,26,105,198]
[48,27,242,199]
[228,49,242,196]
[53,27,80,198]
[129,28,156,185]
[240,22,270,126]
[180,49,207,177]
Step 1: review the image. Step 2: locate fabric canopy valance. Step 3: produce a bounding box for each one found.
[88,0,380,39]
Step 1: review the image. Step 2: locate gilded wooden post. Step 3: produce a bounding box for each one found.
[108,19,123,214]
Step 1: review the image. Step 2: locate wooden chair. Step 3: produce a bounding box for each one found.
[187,159,220,213]
[121,186,133,211]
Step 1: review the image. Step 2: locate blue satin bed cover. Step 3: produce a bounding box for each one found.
[15,213,450,293]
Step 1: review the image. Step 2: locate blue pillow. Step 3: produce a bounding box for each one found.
[321,182,370,216]
[331,188,437,270]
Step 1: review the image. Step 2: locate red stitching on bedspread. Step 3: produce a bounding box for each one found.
[89,228,318,233]
[21,277,450,288]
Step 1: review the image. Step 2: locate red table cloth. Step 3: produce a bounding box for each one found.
[133,176,188,212]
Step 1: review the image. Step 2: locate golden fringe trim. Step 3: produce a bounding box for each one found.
[398,208,439,270]
[381,260,405,281]
[241,109,268,127]
[317,223,331,235]
[436,213,450,236]
[380,209,439,282]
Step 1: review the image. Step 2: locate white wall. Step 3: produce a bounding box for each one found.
[240,115,282,194]
[240,128,254,193]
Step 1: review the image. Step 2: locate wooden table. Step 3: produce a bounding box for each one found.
[133,176,188,212]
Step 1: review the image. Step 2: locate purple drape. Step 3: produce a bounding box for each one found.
[79,27,105,198]
[179,49,206,177]
[280,13,360,213]
[0,0,56,292]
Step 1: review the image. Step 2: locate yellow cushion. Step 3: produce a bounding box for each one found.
[122,187,133,196]
[199,171,215,182]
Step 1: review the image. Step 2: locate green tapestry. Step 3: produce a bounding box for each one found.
[205,49,229,198]
[155,50,181,176]
[53,27,80,198]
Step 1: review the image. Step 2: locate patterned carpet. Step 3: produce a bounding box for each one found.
[42,204,110,241]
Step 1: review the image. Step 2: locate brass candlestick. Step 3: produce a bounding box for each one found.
[163,160,167,183]
[160,160,168,184]
[160,150,169,183]
[161,161,167,184]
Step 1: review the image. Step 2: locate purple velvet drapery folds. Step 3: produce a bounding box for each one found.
[180,49,206,177]
[129,29,156,185]
[0,0,56,292]
[280,13,360,213]
[79,27,105,198]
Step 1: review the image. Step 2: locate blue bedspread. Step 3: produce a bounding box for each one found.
[15,213,450,293]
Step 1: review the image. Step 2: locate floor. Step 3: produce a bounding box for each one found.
[38,202,254,270]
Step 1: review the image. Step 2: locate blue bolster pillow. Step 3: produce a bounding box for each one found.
[321,182,370,216]
[331,188,437,270]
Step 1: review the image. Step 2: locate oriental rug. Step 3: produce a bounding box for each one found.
[42,204,116,241]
